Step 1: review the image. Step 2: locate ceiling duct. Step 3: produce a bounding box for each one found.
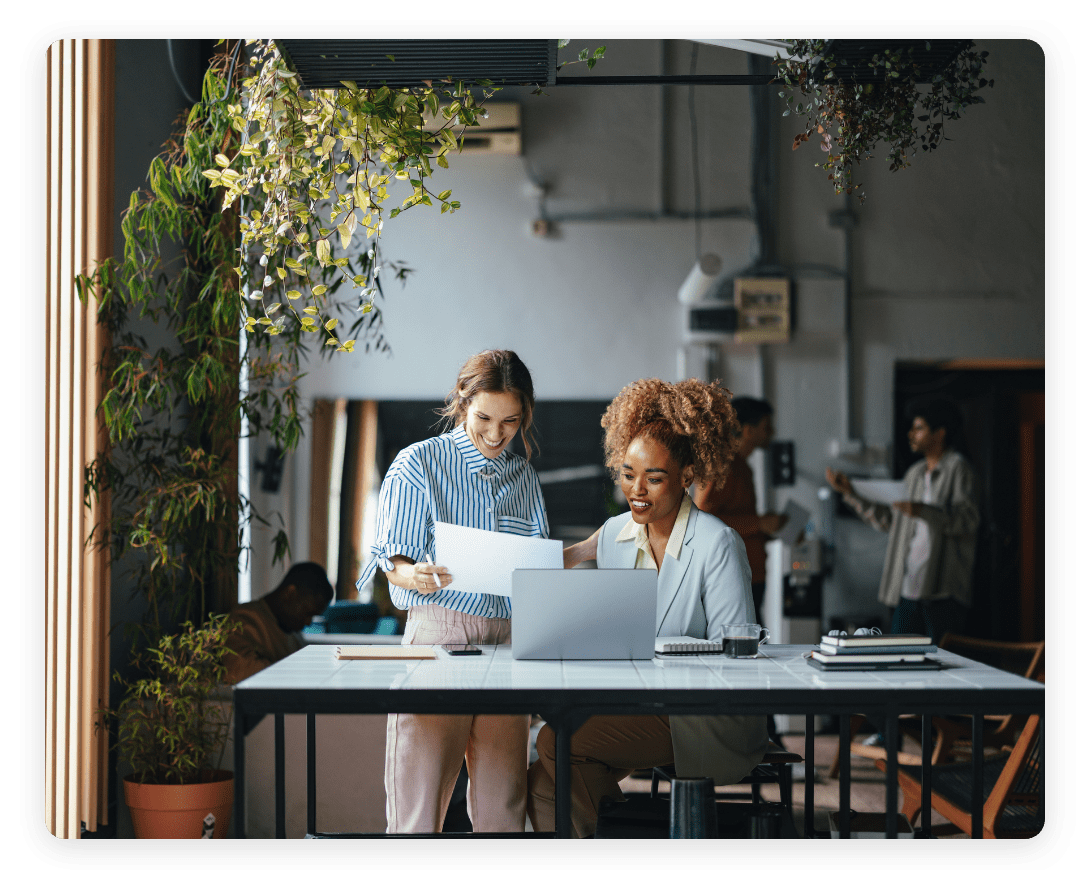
[816,40,971,83]
[275,40,557,90]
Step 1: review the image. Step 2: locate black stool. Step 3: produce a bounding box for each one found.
[594,742,805,839]
[650,742,803,807]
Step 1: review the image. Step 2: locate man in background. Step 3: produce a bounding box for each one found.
[695,396,787,624]
[825,396,979,642]
[224,562,335,684]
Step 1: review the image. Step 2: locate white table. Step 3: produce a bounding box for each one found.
[232,643,1044,838]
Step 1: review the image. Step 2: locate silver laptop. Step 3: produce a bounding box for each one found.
[511,569,658,660]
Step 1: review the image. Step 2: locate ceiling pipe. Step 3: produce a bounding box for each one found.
[829,200,858,442]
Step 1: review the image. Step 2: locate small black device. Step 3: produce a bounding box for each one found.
[770,440,796,486]
[441,644,482,656]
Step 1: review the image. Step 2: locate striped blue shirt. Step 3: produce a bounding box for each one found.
[356,422,550,619]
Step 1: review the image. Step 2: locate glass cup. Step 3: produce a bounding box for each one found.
[722,624,771,658]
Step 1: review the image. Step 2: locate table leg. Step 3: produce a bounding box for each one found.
[804,714,815,838]
[971,712,984,838]
[554,715,574,839]
[920,713,932,838]
[540,711,588,839]
[275,713,286,839]
[838,716,851,838]
[307,713,316,837]
[884,712,900,838]
[233,704,246,839]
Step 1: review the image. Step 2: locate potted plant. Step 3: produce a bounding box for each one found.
[101,615,240,838]
[775,39,994,202]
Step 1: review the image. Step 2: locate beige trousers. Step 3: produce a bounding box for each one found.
[385,604,530,834]
[527,714,674,838]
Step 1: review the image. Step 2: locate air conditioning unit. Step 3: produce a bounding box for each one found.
[682,300,737,344]
[423,102,521,156]
[275,40,556,90]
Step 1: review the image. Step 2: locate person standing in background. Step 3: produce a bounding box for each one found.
[694,396,787,624]
[825,395,980,641]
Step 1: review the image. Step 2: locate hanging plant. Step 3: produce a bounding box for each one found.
[775,40,994,202]
[204,39,603,351]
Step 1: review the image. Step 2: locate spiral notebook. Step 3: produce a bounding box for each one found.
[655,636,723,655]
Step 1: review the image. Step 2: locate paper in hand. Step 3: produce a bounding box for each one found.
[851,479,906,504]
[433,521,563,598]
[775,499,810,543]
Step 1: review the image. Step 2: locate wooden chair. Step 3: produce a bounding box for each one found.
[828,635,1044,778]
[877,712,1043,838]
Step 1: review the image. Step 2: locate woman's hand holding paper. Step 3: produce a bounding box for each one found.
[386,555,453,592]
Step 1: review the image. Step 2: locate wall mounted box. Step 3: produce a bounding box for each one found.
[733,278,791,344]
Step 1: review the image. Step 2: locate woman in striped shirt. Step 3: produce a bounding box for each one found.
[357,349,595,834]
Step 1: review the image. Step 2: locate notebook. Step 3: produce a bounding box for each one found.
[510,569,658,660]
[655,636,723,655]
[334,645,436,660]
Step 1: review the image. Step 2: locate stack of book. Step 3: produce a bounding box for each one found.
[805,633,940,671]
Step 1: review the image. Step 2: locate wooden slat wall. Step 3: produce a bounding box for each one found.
[45,38,114,840]
[309,399,336,565]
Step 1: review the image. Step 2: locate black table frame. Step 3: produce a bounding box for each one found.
[232,652,1044,839]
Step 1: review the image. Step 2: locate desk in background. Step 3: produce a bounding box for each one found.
[232,643,1044,839]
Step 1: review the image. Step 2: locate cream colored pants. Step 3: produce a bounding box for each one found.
[385,604,530,834]
[527,714,674,838]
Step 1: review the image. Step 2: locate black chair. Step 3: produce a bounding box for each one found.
[650,742,803,808]
[596,742,803,838]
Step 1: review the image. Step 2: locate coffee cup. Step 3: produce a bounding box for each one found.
[722,624,770,658]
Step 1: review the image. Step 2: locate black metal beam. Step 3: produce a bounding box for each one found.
[555,74,778,87]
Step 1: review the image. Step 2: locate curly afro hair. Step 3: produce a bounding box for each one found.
[600,378,741,490]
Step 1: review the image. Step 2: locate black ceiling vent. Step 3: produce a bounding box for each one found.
[816,40,972,83]
[275,40,557,90]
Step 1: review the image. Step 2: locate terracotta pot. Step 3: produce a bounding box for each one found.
[123,769,233,838]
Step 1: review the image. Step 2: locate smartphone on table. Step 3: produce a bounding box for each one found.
[441,644,482,656]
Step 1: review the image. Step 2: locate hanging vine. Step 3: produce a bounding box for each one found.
[205,39,604,352]
[776,40,994,202]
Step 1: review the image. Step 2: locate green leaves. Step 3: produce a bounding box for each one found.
[774,40,993,202]
[100,615,241,784]
[191,39,605,361]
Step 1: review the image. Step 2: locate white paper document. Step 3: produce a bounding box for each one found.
[851,479,906,504]
[775,499,810,543]
[433,521,563,598]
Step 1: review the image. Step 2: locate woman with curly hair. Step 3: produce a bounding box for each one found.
[526,378,769,837]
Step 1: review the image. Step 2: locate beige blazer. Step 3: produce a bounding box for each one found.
[843,449,980,609]
[596,504,768,784]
